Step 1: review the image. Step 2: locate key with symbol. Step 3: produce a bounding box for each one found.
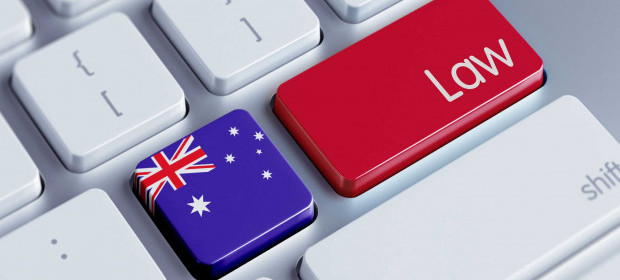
[275,0,544,197]
[0,189,164,279]
[299,96,620,279]
[133,110,314,279]
[152,0,320,95]
[12,13,186,172]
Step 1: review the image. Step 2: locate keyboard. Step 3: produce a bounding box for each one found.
[1,0,620,279]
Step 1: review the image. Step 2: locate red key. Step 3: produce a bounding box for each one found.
[274,0,543,197]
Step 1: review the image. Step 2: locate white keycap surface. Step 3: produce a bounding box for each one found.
[47,0,108,16]
[300,96,620,280]
[325,0,404,23]
[0,0,32,53]
[543,226,620,279]
[0,113,41,219]
[0,189,164,279]
[152,0,320,95]
[12,13,186,173]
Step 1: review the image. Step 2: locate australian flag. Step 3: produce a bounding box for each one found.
[133,110,314,279]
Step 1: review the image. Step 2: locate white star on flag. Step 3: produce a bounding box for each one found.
[188,195,211,217]
[256,149,262,155]
[229,127,239,136]
[225,154,235,163]
[262,170,272,180]
[254,131,264,141]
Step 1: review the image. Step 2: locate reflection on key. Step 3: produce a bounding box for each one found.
[300,96,620,280]
[544,226,620,279]
[47,0,108,16]
[0,113,41,219]
[12,13,186,172]
[0,189,164,279]
[0,0,32,53]
[152,0,320,95]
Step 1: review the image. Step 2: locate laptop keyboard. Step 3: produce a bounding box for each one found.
[152,0,321,95]
[0,189,165,279]
[1,0,620,279]
[12,13,185,172]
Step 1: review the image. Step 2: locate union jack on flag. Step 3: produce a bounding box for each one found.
[134,135,215,214]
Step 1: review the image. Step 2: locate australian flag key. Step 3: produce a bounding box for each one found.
[133,110,315,279]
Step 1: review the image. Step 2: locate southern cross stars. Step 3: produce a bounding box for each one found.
[229,127,239,136]
[188,195,211,217]
[225,154,235,163]
[227,127,269,178]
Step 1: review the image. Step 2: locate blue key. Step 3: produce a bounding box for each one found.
[133,110,314,279]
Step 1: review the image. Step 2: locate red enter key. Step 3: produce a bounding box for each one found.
[274,0,543,197]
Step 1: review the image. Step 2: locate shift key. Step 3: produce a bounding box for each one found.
[274,0,544,197]
[300,96,620,280]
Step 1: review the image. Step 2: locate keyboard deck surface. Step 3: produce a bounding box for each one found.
[0,0,619,279]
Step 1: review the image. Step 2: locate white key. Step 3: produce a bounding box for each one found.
[0,189,164,279]
[0,0,32,53]
[12,13,186,172]
[47,0,108,17]
[325,0,403,23]
[300,96,620,280]
[152,0,320,95]
[0,113,41,219]
[543,226,620,279]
